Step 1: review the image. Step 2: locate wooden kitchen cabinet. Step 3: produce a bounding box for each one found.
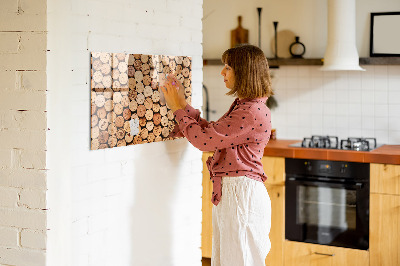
[284,241,369,266]
[202,152,213,258]
[370,163,400,195]
[264,184,285,266]
[262,156,285,266]
[370,163,400,266]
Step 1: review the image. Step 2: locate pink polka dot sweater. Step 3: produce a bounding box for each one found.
[173,97,271,206]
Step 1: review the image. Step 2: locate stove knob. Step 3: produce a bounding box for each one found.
[340,164,347,174]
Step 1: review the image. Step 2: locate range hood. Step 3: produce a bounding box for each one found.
[320,0,365,71]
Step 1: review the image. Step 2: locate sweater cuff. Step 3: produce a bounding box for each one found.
[173,108,187,123]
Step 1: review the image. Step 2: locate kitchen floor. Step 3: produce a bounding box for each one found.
[202,257,211,266]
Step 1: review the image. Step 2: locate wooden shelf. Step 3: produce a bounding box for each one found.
[203,57,400,67]
[203,58,323,67]
[359,57,400,65]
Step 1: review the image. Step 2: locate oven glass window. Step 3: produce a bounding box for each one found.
[297,186,356,230]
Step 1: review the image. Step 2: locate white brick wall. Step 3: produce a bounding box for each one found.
[46,1,203,266]
[0,0,48,265]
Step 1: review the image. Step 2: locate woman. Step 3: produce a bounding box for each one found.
[162,44,273,266]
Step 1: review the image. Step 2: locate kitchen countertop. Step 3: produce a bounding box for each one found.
[264,139,400,165]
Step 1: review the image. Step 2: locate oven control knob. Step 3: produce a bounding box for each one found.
[340,164,347,174]
[304,162,312,171]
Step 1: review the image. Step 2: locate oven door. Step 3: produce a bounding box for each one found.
[285,177,369,250]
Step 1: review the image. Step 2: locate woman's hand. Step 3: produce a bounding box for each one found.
[160,75,187,113]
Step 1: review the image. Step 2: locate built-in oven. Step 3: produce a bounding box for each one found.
[285,158,370,250]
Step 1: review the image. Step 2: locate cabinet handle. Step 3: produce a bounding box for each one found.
[314,252,335,257]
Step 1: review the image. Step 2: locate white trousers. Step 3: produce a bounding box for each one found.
[212,176,271,266]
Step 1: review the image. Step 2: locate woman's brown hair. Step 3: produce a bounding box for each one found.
[221,44,273,99]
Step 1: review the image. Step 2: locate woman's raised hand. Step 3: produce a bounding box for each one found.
[160,74,187,112]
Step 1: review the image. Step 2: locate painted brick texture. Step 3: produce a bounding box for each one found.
[0,0,48,265]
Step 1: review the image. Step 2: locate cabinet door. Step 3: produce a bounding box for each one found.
[370,193,400,266]
[370,163,400,195]
[201,152,213,258]
[261,156,285,185]
[284,241,369,266]
[265,184,284,266]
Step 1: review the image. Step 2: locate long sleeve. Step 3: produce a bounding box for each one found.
[174,104,257,152]
[170,104,211,138]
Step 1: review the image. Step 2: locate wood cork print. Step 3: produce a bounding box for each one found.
[90,52,192,150]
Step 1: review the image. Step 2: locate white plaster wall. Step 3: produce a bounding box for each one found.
[46,0,203,265]
[203,0,400,145]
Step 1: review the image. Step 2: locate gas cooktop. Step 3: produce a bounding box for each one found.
[289,135,382,151]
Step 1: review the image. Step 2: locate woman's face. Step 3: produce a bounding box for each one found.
[220,64,235,89]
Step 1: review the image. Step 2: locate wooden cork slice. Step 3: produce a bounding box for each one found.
[144,97,153,110]
[140,128,149,139]
[92,59,102,71]
[175,56,183,65]
[123,121,131,133]
[145,109,153,121]
[183,78,190,88]
[169,60,176,70]
[167,110,174,120]
[91,126,100,139]
[175,65,182,75]
[152,103,160,113]
[108,135,117,147]
[161,116,169,127]
[91,115,99,127]
[117,139,127,147]
[91,139,99,150]
[144,86,153,97]
[100,53,111,64]
[183,57,191,67]
[114,103,124,115]
[139,117,146,127]
[182,67,189,78]
[125,133,133,143]
[108,123,117,136]
[136,82,144,93]
[141,64,150,75]
[115,116,124,128]
[123,108,131,120]
[153,125,162,137]
[143,75,151,86]
[105,100,114,112]
[129,100,138,112]
[119,72,128,86]
[133,135,143,144]
[113,92,122,103]
[146,121,154,131]
[162,56,170,66]
[116,128,125,140]
[128,66,135,77]
[98,130,109,144]
[153,113,161,126]
[160,106,168,116]
[98,118,109,131]
[152,90,160,103]
[136,93,145,105]
[93,71,103,84]
[147,132,155,143]
[128,90,137,101]
[162,127,170,138]
[137,104,146,118]
[91,103,97,116]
